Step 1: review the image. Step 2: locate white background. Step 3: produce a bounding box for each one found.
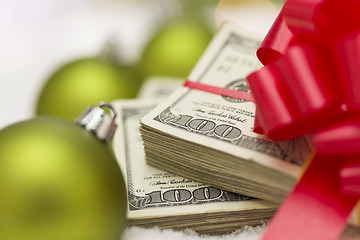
[0,0,278,129]
[0,0,186,129]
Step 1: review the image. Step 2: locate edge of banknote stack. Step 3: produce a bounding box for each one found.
[111,77,278,234]
[139,23,313,205]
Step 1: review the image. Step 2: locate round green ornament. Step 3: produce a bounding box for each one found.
[36,57,142,121]
[0,104,127,240]
[139,17,213,79]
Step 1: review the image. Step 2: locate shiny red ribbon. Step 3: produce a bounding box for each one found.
[246,0,360,239]
[183,81,256,103]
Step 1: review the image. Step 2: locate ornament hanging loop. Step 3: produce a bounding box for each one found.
[76,102,117,144]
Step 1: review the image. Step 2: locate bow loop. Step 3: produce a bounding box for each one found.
[256,9,295,65]
[248,42,345,140]
[257,0,360,66]
[339,161,360,196]
[247,63,308,140]
[333,32,360,110]
[278,43,343,119]
[319,0,360,42]
[282,0,325,40]
[313,119,360,155]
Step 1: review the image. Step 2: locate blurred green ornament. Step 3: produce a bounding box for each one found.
[36,47,142,121]
[0,104,127,240]
[271,0,284,9]
[139,17,214,79]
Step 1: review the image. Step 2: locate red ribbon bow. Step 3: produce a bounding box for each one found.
[246,0,360,239]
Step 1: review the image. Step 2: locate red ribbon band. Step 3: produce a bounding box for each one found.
[183,80,255,103]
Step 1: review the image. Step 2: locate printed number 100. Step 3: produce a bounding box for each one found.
[172,114,242,140]
[146,186,222,204]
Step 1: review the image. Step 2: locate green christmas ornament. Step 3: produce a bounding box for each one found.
[0,103,127,240]
[271,0,284,9]
[36,55,142,121]
[139,17,213,79]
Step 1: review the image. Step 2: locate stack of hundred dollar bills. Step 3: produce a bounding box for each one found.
[139,23,313,205]
[112,76,278,234]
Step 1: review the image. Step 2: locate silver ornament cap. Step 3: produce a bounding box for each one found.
[76,102,117,144]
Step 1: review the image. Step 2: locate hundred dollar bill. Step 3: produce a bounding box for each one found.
[112,99,277,234]
[139,23,312,203]
[137,76,184,100]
